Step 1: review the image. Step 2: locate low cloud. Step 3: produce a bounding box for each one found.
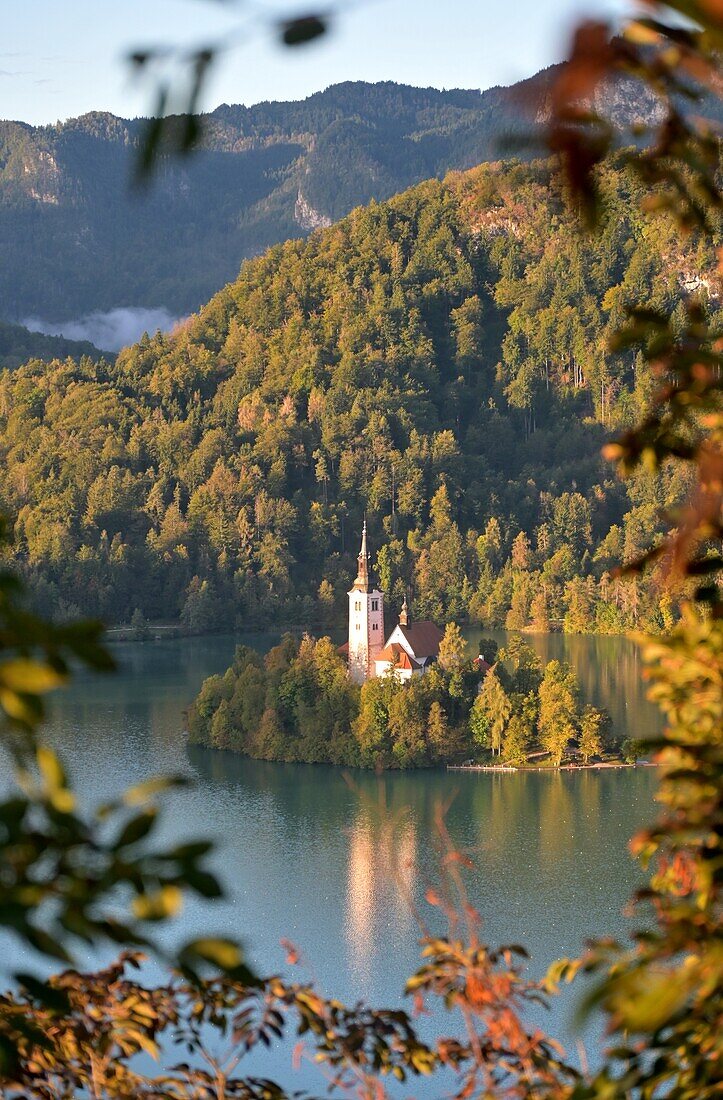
[23,307,184,352]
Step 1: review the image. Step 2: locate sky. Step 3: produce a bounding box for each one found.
[2,0,632,126]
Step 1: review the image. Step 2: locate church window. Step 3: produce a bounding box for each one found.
[372,623,378,631]
[356,623,360,631]
[371,599,379,611]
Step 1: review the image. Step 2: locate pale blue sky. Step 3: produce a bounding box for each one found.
[3,0,631,125]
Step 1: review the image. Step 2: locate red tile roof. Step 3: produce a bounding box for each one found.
[397,621,444,658]
[376,642,421,670]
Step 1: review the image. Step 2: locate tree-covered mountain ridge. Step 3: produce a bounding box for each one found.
[0,65,679,322]
[0,156,718,633]
[0,320,103,370]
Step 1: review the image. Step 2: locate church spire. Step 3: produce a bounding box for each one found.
[352,520,370,592]
[399,592,411,627]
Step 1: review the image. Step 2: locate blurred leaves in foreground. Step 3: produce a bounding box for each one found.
[130,4,331,180]
[0,0,722,1096]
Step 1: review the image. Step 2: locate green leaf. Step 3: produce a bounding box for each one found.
[281,15,327,46]
[24,926,73,964]
[183,868,223,899]
[164,839,214,861]
[114,809,157,849]
[0,1034,19,1077]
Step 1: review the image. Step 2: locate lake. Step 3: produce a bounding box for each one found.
[11,632,661,1094]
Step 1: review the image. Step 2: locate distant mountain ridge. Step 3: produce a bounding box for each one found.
[0,69,679,324]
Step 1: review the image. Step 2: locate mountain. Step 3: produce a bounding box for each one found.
[0,320,103,369]
[0,70,670,325]
[0,155,716,635]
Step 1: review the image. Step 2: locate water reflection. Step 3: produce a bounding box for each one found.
[28,633,661,1090]
[184,743,655,984]
[345,799,418,991]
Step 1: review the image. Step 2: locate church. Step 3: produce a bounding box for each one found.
[346,523,444,684]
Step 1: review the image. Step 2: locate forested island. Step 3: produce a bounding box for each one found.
[0,157,714,635]
[187,630,636,770]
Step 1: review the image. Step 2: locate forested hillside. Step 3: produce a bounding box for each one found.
[0,70,668,322]
[0,321,102,369]
[0,156,716,633]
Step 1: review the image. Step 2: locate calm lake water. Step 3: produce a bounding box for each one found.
[11,632,662,1094]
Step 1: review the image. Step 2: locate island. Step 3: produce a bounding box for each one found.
[187,527,641,771]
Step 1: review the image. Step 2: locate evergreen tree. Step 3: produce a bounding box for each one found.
[537,659,578,766]
[130,607,149,640]
[474,668,512,756]
[426,700,450,763]
[437,622,469,673]
[579,704,604,762]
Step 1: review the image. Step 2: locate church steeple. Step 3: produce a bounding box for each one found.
[347,521,385,683]
[399,593,410,627]
[352,520,370,592]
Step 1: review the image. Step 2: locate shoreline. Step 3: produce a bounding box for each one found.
[186,739,655,774]
[447,760,655,773]
[103,621,640,644]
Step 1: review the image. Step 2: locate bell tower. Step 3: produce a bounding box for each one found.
[348,522,385,683]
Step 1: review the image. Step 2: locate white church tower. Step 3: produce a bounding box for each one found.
[347,522,385,683]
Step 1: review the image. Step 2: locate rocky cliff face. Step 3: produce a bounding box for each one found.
[294,190,333,230]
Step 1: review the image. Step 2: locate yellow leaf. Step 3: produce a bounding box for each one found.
[0,688,37,724]
[123,775,185,806]
[37,747,66,792]
[623,20,662,47]
[189,938,242,969]
[0,659,66,695]
[132,885,183,921]
[121,1029,159,1059]
[49,789,76,814]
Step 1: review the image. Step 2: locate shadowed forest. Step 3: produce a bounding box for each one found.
[1,158,714,634]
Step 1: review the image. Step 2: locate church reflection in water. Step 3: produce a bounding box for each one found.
[344,794,420,990]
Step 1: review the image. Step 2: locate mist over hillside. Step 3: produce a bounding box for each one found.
[22,307,183,352]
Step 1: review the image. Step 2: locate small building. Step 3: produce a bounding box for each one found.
[374,595,444,680]
[373,641,422,682]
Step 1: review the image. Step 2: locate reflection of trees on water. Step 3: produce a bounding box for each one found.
[49,636,659,1015]
[539,773,575,871]
[464,630,662,741]
[186,745,655,971]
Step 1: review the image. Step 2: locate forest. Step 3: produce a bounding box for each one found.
[0,155,717,634]
[187,630,617,769]
[0,70,672,321]
[0,320,102,370]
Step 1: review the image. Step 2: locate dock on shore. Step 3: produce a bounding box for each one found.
[447,761,650,773]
